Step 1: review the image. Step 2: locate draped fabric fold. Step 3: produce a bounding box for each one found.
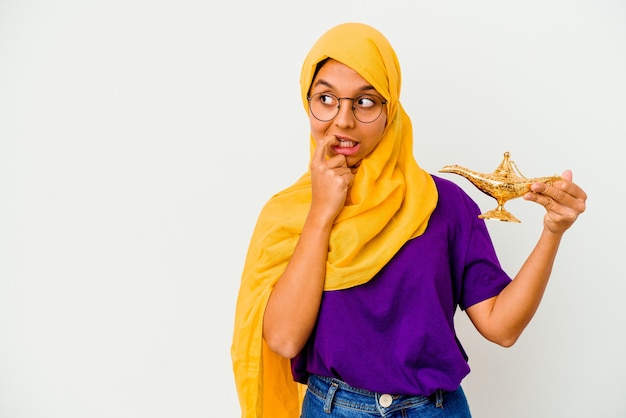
[231,22,438,417]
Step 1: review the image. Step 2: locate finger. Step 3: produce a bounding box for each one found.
[311,137,328,164]
[344,172,355,188]
[525,177,583,215]
[327,154,348,169]
[554,169,586,202]
[530,179,554,195]
[560,169,573,182]
[312,136,338,163]
[524,190,556,208]
[543,196,554,210]
[533,170,584,204]
[530,175,563,198]
[527,181,563,208]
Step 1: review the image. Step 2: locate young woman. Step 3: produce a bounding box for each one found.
[232,22,587,418]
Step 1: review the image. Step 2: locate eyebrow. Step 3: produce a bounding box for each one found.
[312,79,378,93]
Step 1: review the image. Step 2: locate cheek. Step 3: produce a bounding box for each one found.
[379,116,388,136]
[366,121,387,148]
[309,118,327,141]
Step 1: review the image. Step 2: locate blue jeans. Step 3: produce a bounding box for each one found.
[301,375,472,417]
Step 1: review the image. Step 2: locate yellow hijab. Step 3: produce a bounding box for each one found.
[231,22,438,417]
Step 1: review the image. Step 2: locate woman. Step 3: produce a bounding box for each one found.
[231,22,587,418]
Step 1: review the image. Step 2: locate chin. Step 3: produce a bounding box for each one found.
[349,160,362,170]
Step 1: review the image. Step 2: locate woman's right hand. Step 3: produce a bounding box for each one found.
[309,136,354,222]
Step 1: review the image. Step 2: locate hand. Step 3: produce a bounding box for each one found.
[524,170,587,235]
[309,136,354,222]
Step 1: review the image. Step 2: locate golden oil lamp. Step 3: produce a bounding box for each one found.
[439,152,561,223]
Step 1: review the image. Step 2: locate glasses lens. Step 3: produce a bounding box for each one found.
[352,95,384,123]
[309,93,385,123]
[309,93,339,122]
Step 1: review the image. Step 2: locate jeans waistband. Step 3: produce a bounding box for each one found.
[306,374,445,414]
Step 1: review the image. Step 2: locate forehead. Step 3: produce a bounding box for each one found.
[310,60,375,92]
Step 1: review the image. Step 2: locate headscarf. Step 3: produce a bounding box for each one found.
[231,22,438,417]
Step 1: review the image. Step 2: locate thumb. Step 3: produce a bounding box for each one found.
[560,169,573,182]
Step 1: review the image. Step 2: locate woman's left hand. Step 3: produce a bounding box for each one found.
[523,170,587,235]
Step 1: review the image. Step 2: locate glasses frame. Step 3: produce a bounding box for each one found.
[307,93,388,124]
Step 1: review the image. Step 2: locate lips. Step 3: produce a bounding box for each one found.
[331,138,361,156]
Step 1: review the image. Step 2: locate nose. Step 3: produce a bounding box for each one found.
[334,98,356,128]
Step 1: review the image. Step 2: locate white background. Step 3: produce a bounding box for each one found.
[1,1,625,417]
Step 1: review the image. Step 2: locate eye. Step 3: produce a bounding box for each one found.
[355,95,378,109]
[317,93,337,106]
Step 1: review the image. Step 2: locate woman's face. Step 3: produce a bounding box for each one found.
[308,60,387,169]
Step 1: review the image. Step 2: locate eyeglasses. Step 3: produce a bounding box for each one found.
[307,93,387,123]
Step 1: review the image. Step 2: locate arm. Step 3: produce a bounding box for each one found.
[262,136,353,359]
[466,170,587,347]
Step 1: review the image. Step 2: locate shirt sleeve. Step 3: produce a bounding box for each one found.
[445,180,512,310]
